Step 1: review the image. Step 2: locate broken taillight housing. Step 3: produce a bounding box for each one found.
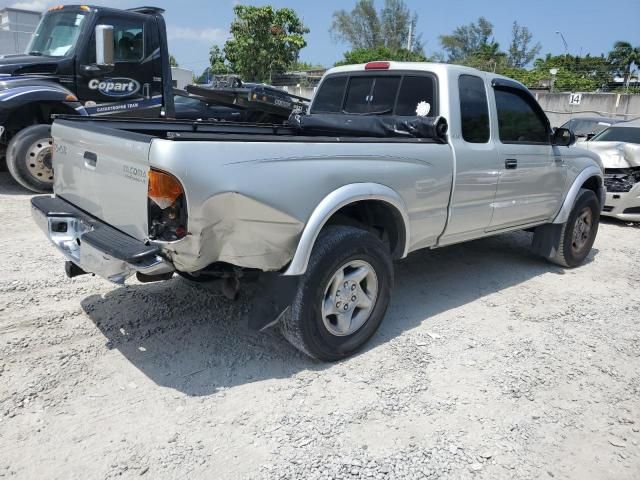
[148,169,188,241]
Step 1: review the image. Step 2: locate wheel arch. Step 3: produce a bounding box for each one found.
[283,183,410,276]
[553,166,605,224]
[1,87,84,145]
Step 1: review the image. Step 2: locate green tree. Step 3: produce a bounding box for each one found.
[169,54,178,67]
[335,46,427,66]
[291,61,325,71]
[380,0,421,51]
[209,45,232,75]
[195,68,211,84]
[331,0,422,52]
[464,41,507,72]
[507,21,541,68]
[223,5,309,82]
[439,17,493,63]
[331,0,381,50]
[500,54,612,92]
[608,41,640,91]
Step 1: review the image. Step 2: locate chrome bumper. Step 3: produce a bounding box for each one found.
[31,195,174,284]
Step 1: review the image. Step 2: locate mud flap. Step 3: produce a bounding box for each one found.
[531,223,564,258]
[247,273,300,331]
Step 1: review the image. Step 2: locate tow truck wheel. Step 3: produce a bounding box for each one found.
[280,226,393,361]
[6,124,54,193]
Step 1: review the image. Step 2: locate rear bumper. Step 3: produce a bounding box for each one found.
[31,195,174,284]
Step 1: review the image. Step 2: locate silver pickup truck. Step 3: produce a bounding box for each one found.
[32,62,604,361]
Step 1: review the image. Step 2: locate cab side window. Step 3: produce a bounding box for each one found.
[85,16,144,63]
[111,19,144,62]
[459,75,490,143]
[494,89,549,144]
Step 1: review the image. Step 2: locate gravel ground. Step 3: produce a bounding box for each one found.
[1,170,639,480]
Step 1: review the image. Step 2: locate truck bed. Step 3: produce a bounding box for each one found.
[50,113,454,273]
[52,115,447,144]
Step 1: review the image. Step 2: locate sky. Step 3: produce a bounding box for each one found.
[3,0,640,75]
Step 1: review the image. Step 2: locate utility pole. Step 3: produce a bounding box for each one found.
[407,23,413,52]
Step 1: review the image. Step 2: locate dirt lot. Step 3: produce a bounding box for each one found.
[0,171,639,480]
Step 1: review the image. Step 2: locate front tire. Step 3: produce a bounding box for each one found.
[6,124,53,193]
[548,188,600,268]
[280,226,394,361]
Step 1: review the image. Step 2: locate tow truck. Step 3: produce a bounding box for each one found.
[0,4,307,192]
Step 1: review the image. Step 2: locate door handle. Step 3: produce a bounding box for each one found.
[84,151,97,168]
[505,159,518,169]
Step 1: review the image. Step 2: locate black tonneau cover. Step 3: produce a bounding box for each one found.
[288,113,449,143]
[52,114,449,144]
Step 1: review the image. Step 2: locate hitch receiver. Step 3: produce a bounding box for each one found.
[65,261,89,279]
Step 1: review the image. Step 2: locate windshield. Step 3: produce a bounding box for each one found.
[591,126,640,144]
[27,11,87,57]
[562,118,613,136]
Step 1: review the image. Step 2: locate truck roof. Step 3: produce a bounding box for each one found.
[324,61,525,89]
[46,4,164,16]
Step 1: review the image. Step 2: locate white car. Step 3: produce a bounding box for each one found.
[584,119,640,222]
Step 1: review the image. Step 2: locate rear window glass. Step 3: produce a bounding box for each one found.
[344,77,376,113]
[395,76,436,116]
[344,76,401,114]
[312,73,436,116]
[311,76,347,113]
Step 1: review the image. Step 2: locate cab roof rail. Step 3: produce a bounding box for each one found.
[126,6,165,15]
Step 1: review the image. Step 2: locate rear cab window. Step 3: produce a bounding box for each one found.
[459,74,490,143]
[312,71,437,117]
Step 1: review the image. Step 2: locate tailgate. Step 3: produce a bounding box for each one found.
[51,119,152,241]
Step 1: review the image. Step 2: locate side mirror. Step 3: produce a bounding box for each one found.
[552,127,575,147]
[585,133,596,141]
[95,24,114,66]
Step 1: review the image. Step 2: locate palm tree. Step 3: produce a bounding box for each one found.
[608,41,640,92]
[468,42,507,72]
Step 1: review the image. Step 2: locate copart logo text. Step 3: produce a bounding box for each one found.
[88,78,140,97]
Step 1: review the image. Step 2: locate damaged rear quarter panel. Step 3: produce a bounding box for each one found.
[147,138,452,272]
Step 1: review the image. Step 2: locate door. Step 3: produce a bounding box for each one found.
[75,13,162,117]
[440,74,501,245]
[488,87,566,230]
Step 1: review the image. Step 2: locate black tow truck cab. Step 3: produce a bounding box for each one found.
[0,4,173,192]
[0,4,309,193]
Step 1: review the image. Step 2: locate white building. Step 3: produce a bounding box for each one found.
[171,67,194,90]
[0,7,42,56]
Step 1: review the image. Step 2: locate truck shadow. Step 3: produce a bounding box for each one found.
[599,216,640,229]
[81,230,598,397]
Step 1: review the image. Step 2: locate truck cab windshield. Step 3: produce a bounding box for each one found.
[27,10,87,57]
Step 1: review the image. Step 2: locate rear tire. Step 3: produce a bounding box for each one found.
[280,226,393,361]
[6,124,53,193]
[548,188,600,268]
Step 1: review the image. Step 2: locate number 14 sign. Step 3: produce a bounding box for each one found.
[569,93,582,105]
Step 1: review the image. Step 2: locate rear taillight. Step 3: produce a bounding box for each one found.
[364,61,391,70]
[148,169,187,241]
